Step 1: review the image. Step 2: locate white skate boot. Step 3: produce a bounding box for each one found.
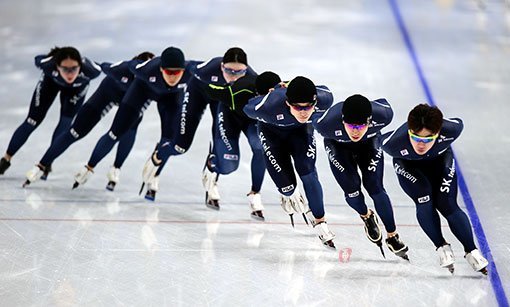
[142,154,159,184]
[73,165,94,189]
[248,192,265,221]
[140,153,161,200]
[437,243,455,274]
[202,155,220,210]
[280,187,309,227]
[465,249,488,275]
[106,166,120,191]
[145,176,159,201]
[315,221,336,249]
[303,210,318,227]
[23,164,47,187]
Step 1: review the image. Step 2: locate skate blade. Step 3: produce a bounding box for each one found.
[250,211,265,221]
[394,247,410,261]
[205,200,220,210]
[144,190,156,201]
[479,267,488,275]
[22,180,31,188]
[399,254,410,262]
[378,244,386,259]
[445,264,455,274]
[138,182,145,195]
[72,182,79,189]
[106,181,116,191]
[302,213,309,225]
[289,214,295,228]
[323,240,336,250]
[204,191,220,210]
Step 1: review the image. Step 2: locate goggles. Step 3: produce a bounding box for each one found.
[342,115,372,130]
[162,68,184,76]
[408,130,438,144]
[344,122,368,130]
[288,99,317,111]
[222,66,247,76]
[58,65,80,74]
[289,104,315,111]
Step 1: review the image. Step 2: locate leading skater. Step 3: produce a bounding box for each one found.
[0,46,101,176]
[244,76,336,248]
[313,94,409,260]
[382,104,488,274]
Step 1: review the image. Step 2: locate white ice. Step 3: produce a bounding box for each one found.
[0,0,509,306]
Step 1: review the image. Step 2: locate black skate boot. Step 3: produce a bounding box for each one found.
[361,210,385,258]
[40,164,52,181]
[0,157,11,175]
[385,233,409,261]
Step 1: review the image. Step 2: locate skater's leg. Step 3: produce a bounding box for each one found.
[323,139,368,216]
[114,118,139,169]
[244,122,265,193]
[357,138,397,234]
[434,151,477,253]
[211,104,243,176]
[87,104,140,168]
[4,75,59,159]
[394,158,447,248]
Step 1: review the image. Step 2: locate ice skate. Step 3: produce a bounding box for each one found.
[142,153,159,184]
[361,209,385,258]
[437,243,455,274]
[0,157,11,175]
[280,187,308,227]
[304,210,318,227]
[144,176,159,201]
[140,152,161,198]
[314,221,336,249]
[40,164,51,180]
[73,165,94,189]
[465,249,488,275]
[202,153,220,210]
[23,164,48,187]
[385,233,409,261]
[106,166,120,191]
[247,192,265,221]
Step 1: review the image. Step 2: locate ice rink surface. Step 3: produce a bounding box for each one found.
[0,0,509,306]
